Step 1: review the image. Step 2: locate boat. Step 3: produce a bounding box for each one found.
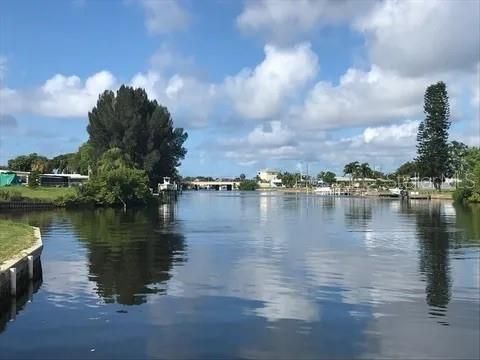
[314,186,333,195]
[388,188,401,195]
[158,177,177,191]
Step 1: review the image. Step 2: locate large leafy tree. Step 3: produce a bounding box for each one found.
[278,172,300,188]
[447,141,468,178]
[78,148,152,208]
[395,161,419,177]
[8,153,51,173]
[317,171,336,185]
[50,153,76,174]
[87,86,188,185]
[68,142,95,175]
[453,147,480,203]
[416,81,451,190]
[96,147,133,174]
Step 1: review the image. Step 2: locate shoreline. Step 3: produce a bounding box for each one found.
[0,227,43,299]
[257,187,454,200]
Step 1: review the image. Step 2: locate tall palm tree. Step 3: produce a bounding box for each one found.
[360,162,372,188]
[344,161,360,187]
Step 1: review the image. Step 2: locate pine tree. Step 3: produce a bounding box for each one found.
[416,82,451,190]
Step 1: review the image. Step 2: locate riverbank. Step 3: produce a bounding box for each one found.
[0,186,75,207]
[0,223,43,301]
[0,220,36,265]
[0,185,178,209]
[260,187,454,200]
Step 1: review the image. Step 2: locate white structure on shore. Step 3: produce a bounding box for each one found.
[257,169,282,188]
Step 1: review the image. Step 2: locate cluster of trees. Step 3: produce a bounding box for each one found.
[8,145,94,175]
[317,171,336,185]
[277,172,300,188]
[393,141,474,179]
[342,162,384,181]
[392,81,479,202]
[7,86,188,207]
[87,86,187,187]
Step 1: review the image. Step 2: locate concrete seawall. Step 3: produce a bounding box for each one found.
[0,227,43,300]
[0,201,56,210]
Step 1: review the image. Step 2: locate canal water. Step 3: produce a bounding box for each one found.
[0,192,479,359]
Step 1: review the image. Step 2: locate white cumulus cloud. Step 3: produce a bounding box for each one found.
[216,119,421,171]
[362,120,419,146]
[140,0,190,34]
[237,0,374,42]
[221,121,301,165]
[247,121,294,147]
[0,70,116,118]
[225,43,318,120]
[355,0,480,76]
[37,71,116,117]
[296,65,429,130]
[131,71,217,128]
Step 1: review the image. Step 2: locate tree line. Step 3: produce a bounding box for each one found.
[4,82,479,202]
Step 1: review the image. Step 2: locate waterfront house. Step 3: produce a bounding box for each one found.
[257,169,282,188]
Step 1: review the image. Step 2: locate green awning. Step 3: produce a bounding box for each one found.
[0,172,22,187]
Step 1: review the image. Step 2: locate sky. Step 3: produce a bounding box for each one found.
[0,0,479,177]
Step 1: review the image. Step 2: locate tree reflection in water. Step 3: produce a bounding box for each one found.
[454,203,480,242]
[68,206,186,305]
[344,198,373,228]
[402,201,452,318]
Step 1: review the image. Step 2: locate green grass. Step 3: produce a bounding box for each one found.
[417,188,454,199]
[0,220,36,265]
[0,186,75,201]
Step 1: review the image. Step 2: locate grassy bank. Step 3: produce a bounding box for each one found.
[417,189,454,200]
[0,220,36,265]
[0,186,75,202]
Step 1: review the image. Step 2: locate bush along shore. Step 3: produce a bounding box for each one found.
[0,150,169,209]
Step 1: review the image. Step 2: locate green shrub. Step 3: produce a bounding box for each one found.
[28,171,39,188]
[0,190,9,200]
[239,180,258,191]
[76,167,152,207]
[0,189,23,201]
[54,193,79,207]
[453,187,472,203]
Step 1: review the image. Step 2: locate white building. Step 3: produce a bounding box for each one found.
[257,169,282,187]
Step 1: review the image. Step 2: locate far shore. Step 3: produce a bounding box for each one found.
[257,186,454,200]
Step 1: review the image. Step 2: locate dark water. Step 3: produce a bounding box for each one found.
[0,192,479,359]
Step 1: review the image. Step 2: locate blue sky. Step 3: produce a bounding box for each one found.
[0,0,479,177]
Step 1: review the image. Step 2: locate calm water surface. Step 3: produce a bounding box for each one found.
[0,192,479,359]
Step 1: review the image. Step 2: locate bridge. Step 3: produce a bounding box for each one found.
[182,180,241,191]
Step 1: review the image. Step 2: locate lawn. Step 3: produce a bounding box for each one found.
[0,186,75,201]
[0,220,36,265]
